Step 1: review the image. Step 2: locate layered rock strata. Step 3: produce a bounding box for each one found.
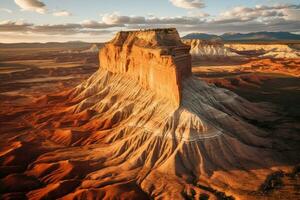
[225,43,300,58]
[100,28,191,107]
[1,29,299,200]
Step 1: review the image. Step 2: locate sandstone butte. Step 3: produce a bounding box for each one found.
[100,28,192,107]
[1,28,299,200]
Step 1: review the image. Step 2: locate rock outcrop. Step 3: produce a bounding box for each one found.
[225,43,300,58]
[184,39,240,58]
[100,28,191,107]
[1,28,299,200]
[184,39,300,59]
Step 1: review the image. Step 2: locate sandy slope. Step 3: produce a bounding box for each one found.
[1,68,299,199]
[192,58,300,77]
[0,29,299,199]
[225,44,300,59]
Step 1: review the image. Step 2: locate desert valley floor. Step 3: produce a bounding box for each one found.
[0,36,300,200]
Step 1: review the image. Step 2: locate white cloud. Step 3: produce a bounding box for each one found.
[0,20,119,36]
[147,16,204,24]
[102,13,145,25]
[282,8,300,20]
[81,20,121,29]
[0,8,12,13]
[14,0,47,14]
[53,10,72,17]
[14,0,74,17]
[0,20,32,32]
[101,13,204,25]
[187,10,209,17]
[169,0,205,9]
[1,3,299,41]
[217,4,300,23]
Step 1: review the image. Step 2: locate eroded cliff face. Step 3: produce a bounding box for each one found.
[100,28,191,107]
[1,28,299,200]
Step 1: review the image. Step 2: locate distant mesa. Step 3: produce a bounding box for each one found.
[100,28,192,107]
[182,33,222,41]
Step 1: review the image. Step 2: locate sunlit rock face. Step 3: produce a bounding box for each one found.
[1,28,299,200]
[100,28,192,107]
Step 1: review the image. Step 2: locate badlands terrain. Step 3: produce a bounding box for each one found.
[0,29,300,200]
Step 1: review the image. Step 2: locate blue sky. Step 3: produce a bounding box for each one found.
[0,0,299,42]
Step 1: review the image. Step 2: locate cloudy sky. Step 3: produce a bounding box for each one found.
[0,0,299,43]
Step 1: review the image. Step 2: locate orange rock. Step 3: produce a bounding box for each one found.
[99,28,191,107]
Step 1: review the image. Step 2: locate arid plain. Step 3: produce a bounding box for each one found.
[0,30,300,200]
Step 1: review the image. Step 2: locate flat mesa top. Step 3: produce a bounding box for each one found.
[118,28,177,33]
[109,28,188,48]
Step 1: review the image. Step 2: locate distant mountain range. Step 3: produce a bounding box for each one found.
[182,32,300,41]
[0,41,103,49]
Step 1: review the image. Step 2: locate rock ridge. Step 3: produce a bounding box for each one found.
[100,28,191,107]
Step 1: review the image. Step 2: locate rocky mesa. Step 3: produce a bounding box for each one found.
[0,28,300,200]
[100,28,191,107]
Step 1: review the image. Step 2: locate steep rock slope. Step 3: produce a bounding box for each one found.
[0,29,299,200]
[100,29,191,107]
